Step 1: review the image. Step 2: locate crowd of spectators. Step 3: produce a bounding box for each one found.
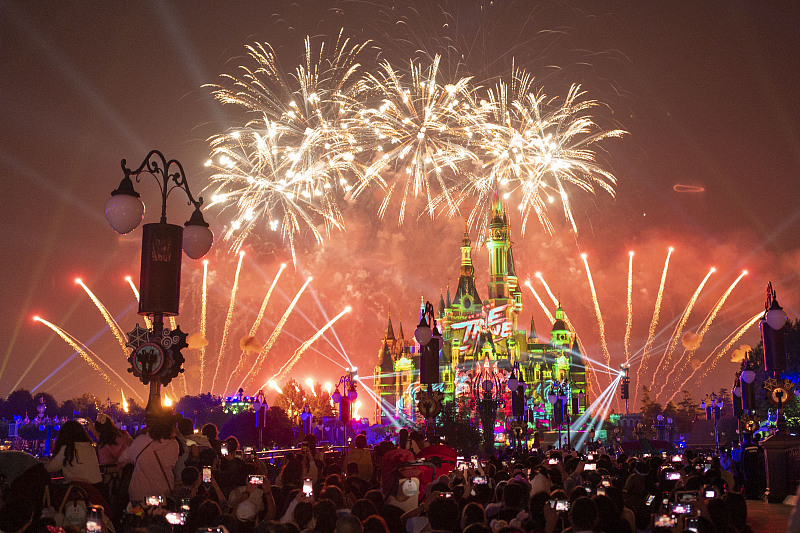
[0,413,789,533]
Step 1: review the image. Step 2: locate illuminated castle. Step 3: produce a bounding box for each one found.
[373,196,589,430]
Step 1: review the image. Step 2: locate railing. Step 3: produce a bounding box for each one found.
[255,445,352,463]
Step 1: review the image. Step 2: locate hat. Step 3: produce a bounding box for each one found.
[236,498,258,521]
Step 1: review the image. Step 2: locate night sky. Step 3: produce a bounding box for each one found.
[1,1,799,414]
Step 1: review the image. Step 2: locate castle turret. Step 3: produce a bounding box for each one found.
[486,188,510,303]
[453,223,482,313]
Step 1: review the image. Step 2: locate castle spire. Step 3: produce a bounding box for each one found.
[385,312,395,341]
[529,315,538,340]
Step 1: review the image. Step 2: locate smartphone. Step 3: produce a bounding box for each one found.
[165,512,186,525]
[601,476,612,487]
[670,502,693,515]
[586,454,594,461]
[583,482,593,495]
[303,478,313,497]
[221,443,229,456]
[666,471,682,481]
[597,486,606,496]
[146,495,162,506]
[653,514,677,527]
[202,466,212,483]
[548,458,559,465]
[472,476,487,485]
[555,499,569,512]
[86,505,103,532]
[248,474,265,485]
[678,491,698,502]
[180,497,191,511]
[244,446,254,457]
[235,450,243,459]
[584,462,597,470]
[704,488,716,499]
[671,454,683,462]
[686,517,699,533]
[703,463,712,473]
[471,455,478,467]
[646,495,656,505]
[436,492,454,498]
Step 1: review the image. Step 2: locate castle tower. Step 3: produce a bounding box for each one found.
[374,313,398,424]
[452,223,482,315]
[486,190,511,304]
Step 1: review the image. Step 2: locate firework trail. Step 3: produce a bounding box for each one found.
[524,280,555,324]
[212,251,246,393]
[239,277,313,389]
[581,254,612,372]
[671,312,761,399]
[227,263,287,389]
[528,274,600,397]
[76,279,129,355]
[206,32,369,262]
[34,317,121,394]
[647,267,715,392]
[269,306,352,384]
[624,252,633,363]
[657,270,748,396]
[125,276,152,329]
[633,247,673,404]
[199,259,209,391]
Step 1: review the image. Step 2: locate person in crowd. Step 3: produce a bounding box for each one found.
[44,419,103,485]
[118,414,180,502]
[335,514,363,533]
[343,434,374,483]
[94,413,133,470]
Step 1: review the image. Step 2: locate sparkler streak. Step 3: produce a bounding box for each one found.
[624,252,633,363]
[216,252,246,393]
[658,270,748,396]
[76,279,129,355]
[634,247,673,405]
[268,306,351,384]
[34,317,143,401]
[228,263,287,384]
[239,277,313,389]
[199,260,208,392]
[581,254,611,372]
[647,268,715,392]
[671,312,761,400]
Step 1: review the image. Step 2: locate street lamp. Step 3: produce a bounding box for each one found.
[252,389,268,451]
[507,362,528,450]
[470,358,504,457]
[760,282,790,431]
[700,393,724,454]
[331,370,358,445]
[107,150,213,423]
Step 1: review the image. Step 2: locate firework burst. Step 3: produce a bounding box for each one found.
[346,55,482,224]
[205,31,370,261]
[455,70,625,239]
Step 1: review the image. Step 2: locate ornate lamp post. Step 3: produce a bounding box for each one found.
[507,362,528,450]
[106,150,213,424]
[331,370,358,445]
[470,358,504,458]
[700,393,724,454]
[415,301,444,439]
[252,390,268,451]
[548,380,579,450]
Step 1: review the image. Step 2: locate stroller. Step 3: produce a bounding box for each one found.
[379,444,458,499]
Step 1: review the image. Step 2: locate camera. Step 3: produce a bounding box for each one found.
[86,505,103,532]
[248,474,265,485]
[653,515,677,528]
[146,495,162,507]
[166,512,186,525]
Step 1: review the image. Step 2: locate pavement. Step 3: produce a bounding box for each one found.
[747,499,795,532]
